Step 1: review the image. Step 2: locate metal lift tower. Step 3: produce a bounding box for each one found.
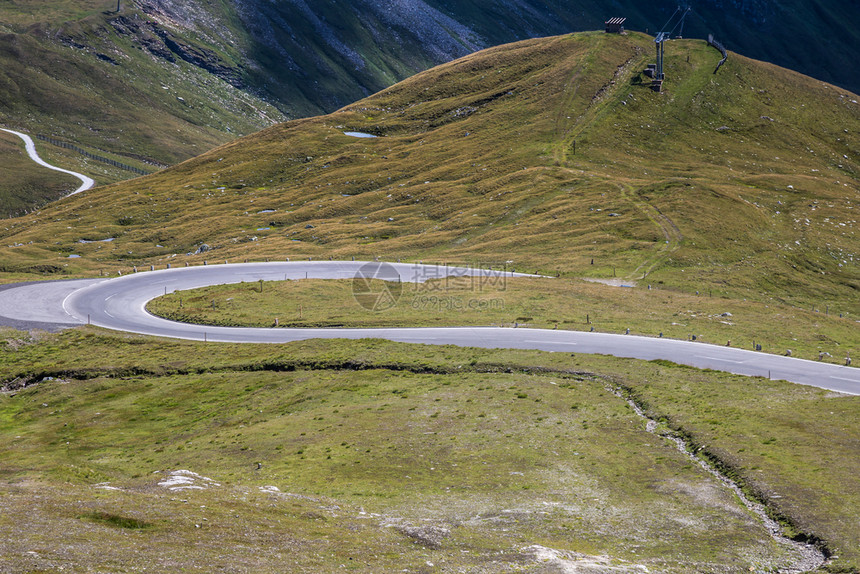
[650,5,691,91]
[655,32,668,83]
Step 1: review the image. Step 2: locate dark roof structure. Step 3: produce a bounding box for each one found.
[605,17,626,33]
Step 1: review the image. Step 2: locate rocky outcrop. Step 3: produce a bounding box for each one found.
[107,13,244,88]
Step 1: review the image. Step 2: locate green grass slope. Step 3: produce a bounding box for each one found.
[0,0,284,214]
[0,130,80,215]
[2,32,857,312]
[2,332,857,571]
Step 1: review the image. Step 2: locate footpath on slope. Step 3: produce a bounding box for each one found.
[1,128,95,196]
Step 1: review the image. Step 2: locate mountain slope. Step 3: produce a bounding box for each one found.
[1,32,857,311]
[1,32,859,571]
[204,0,860,111]
[0,1,285,214]
[0,130,81,214]
[2,0,859,217]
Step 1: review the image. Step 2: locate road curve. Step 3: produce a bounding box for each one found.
[0,261,856,395]
[1,128,95,196]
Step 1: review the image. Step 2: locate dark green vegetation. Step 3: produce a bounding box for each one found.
[148,277,856,365]
[2,330,858,571]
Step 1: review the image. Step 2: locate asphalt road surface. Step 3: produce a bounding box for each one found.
[1,128,95,195]
[1,261,857,395]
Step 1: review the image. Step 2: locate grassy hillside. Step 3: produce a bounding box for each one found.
[0,0,285,214]
[424,1,860,98]
[2,331,857,571]
[0,131,81,215]
[1,32,857,311]
[3,0,859,218]
[1,33,859,572]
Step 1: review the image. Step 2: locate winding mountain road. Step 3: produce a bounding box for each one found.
[1,128,95,195]
[0,261,857,394]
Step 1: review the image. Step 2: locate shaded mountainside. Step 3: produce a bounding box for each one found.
[0,1,285,214]
[1,33,857,312]
[134,0,860,115]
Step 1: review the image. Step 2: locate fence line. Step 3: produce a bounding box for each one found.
[707,34,728,74]
[36,135,154,176]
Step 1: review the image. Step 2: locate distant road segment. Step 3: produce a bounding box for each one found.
[0,262,856,395]
[1,128,95,195]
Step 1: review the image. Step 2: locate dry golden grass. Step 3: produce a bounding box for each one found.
[0,32,856,314]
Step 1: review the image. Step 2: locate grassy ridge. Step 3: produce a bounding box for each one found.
[427,0,860,96]
[0,33,856,310]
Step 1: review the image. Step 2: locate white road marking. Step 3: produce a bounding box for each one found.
[831,376,860,383]
[696,355,745,364]
[525,340,577,346]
